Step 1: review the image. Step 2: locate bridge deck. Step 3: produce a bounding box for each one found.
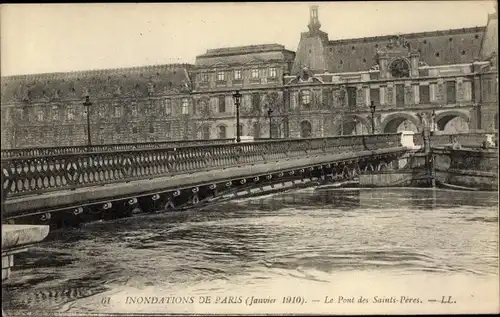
[4,146,408,218]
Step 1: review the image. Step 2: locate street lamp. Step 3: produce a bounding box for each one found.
[232,91,242,143]
[369,101,376,134]
[267,107,274,138]
[83,95,93,146]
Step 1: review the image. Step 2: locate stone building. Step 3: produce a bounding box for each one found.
[284,5,498,138]
[1,5,497,148]
[191,44,295,140]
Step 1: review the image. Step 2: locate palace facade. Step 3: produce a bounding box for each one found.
[1,6,498,148]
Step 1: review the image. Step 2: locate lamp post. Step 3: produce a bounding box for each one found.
[267,108,274,138]
[369,101,376,134]
[232,91,242,143]
[83,95,93,146]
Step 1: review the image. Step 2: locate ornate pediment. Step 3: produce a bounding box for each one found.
[242,56,264,66]
[210,61,231,68]
[378,35,411,58]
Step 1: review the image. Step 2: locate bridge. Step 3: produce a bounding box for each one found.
[1,131,497,229]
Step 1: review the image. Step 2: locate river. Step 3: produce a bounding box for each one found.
[2,187,499,315]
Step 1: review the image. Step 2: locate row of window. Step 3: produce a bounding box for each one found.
[2,80,470,123]
[296,81,461,107]
[201,67,277,82]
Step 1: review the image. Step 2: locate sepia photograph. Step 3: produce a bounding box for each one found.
[1,1,498,316]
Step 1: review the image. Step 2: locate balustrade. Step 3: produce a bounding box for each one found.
[0,139,236,159]
[1,134,401,198]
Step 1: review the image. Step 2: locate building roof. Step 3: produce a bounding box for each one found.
[195,44,295,68]
[1,64,194,104]
[326,27,486,73]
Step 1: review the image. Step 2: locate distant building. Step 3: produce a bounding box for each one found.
[1,5,497,148]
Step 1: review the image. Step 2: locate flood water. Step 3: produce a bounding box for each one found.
[2,187,499,315]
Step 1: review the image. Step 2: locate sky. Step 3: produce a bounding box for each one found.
[0,1,496,76]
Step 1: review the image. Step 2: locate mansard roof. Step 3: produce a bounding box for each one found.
[1,63,194,104]
[326,26,486,73]
[195,44,295,68]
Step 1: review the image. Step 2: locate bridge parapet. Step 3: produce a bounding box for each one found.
[0,138,237,159]
[1,133,402,199]
[413,132,498,148]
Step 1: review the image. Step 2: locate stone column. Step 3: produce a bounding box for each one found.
[429,82,437,103]
[404,81,413,105]
[463,80,472,101]
[413,84,420,104]
[378,54,389,79]
[410,52,420,77]
[364,85,370,106]
[436,79,445,103]
[356,85,364,107]
[380,85,386,106]
[386,83,394,106]
[456,77,464,103]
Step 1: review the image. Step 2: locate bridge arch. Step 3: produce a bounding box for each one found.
[435,110,470,133]
[380,113,420,133]
[333,114,370,135]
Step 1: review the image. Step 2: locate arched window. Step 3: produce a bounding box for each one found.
[202,125,210,140]
[389,59,410,78]
[300,120,312,138]
[217,125,227,139]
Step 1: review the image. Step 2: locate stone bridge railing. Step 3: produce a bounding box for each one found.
[0,138,236,159]
[413,132,498,148]
[1,133,402,199]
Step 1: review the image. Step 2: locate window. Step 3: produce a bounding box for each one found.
[252,93,261,111]
[202,125,210,139]
[347,87,357,107]
[300,120,312,138]
[419,85,430,104]
[251,68,259,79]
[98,106,105,118]
[149,123,155,133]
[131,103,138,116]
[217,71,225,81]
[270,122,279,138]
[253,122,261,138]
[164,98,172,115]
[67,107,75,120]
[52,106,59,121]
[116,125,121,133]
[181,98,189,114]
[114,104,122,117]
[390,59,410,78]
[446,81,456,104]
[301,90,311,105]
[322,89,333,107]
[165,122,172,138]
[217,125,227,139]
[370,88,380,105]
[234,70,242,80]
[201,73,209,82]
[218,96,226,113]
[269,67,277,78]
[396,84,405,105]
[132,126,138,133]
